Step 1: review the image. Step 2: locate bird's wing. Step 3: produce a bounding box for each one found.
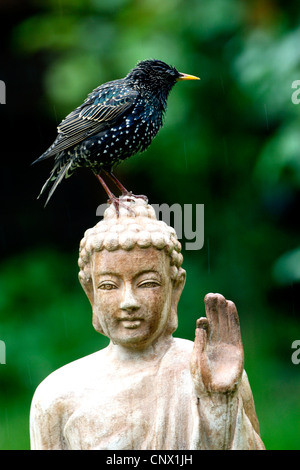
[35,85,139,161]
[59,84,139,135]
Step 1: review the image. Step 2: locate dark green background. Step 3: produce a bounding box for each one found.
[1,0,300,450]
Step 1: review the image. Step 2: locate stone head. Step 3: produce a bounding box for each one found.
[78,198,186,348]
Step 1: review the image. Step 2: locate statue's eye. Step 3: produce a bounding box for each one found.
[98,282,117,290]
[138,280,161,288]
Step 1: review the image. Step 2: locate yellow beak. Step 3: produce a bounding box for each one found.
[177,72,200,81]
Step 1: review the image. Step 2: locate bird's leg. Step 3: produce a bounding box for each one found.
[103,170,148,203]
[102,170,128,195]
[95,173,136,216]
[95,173,120,214]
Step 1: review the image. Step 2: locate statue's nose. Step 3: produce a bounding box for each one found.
[120,285,140,311]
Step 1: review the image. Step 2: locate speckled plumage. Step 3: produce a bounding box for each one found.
[34,59,199,206]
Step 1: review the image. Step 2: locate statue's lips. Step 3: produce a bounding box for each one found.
[118,318,143,329]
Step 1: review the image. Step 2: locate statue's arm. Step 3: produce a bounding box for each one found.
[195,371,264,450]
[231,370,265,449]
[190,293,265,450]
[30,389,67,450]
[239,370,261,436]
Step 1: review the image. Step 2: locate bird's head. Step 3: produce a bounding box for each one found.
[127,59,199,107]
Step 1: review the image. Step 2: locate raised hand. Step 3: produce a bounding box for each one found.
[190,293,244,395]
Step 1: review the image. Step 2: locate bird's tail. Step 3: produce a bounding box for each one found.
[38,160,73,207]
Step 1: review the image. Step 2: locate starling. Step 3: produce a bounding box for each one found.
[33,59,200,207]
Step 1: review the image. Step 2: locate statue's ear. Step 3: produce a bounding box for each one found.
[79,277,106,335]
[92,310,105,335]
[167,268,186,335]
[79,277,94,306]
[172,268,186,307]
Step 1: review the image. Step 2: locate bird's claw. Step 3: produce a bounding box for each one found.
[121,192,148,203]
[107,196,137,217]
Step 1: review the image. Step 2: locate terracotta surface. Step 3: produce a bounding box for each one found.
[30,197,265,450]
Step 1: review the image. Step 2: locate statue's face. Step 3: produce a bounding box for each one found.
[91,246,175,349]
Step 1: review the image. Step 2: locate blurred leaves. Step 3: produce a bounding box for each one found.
[0,248,108,449]
[233,27,300,119]
[255,121,300,186]
[273,247,300,284]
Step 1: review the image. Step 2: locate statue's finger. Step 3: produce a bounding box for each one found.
[196,317,208,330]
[217,295,232,343]
[226,300,243,348]
[195,317,208,353]
[204,293,223,342]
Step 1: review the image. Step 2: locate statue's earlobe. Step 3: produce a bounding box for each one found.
[78,277,105,335]
[92,310,104,335]
[172,269,186,307]
[167,268,186,335]
[78,274,94,306]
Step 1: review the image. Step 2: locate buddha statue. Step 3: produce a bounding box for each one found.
[30,197,264,450]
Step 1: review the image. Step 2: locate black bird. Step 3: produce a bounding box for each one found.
[33,59,200,207]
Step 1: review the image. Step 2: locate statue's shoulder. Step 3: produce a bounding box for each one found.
[172,337,194,353]
[161,337,194,367]
[31,348,107,410]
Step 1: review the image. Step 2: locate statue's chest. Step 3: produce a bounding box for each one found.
[63,369,162,450]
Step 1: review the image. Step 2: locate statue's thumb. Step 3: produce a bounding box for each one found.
[195,317,208,353]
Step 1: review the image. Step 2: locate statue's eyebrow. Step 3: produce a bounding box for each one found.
[134,269,161,279]
[96,271,120,277]
[95,269,162,279]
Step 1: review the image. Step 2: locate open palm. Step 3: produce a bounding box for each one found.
[190,293,244,395]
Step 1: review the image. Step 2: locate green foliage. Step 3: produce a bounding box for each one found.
[0,249,108,449]
[2,0,300,450]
